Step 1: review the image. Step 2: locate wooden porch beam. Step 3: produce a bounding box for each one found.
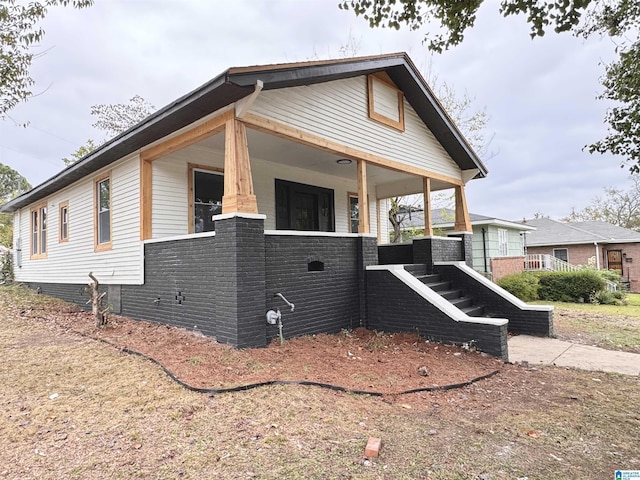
[241,113,464,187]
[357,160,370,234]
[222,118,258,214]
[453,184,472,232]
[423,177,433,236]
[140,109,233,163]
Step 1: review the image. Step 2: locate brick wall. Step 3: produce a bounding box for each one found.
[378,243,413,265]
[366,269,508,360]
[491,256,525,282]
[120,234,219,337]
[213,216,266,348]
[413,236,463,272]
[435,264,554,337]
[265,234,376,341]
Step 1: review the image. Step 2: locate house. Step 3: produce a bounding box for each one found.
[523,218,640,291]
[1,53,552,359]
[395,208,536,278]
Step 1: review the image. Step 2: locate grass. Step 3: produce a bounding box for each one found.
[1,285,639,479]
[533,293,640,352]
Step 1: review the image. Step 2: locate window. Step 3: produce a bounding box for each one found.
[348,193,359,234]
[367,73,405,131]
[553,248,568,263]
[94,173,112,251]
[30,203,47,259]
[189,165,224,233]
[59,201,69,242]
[275,179,334,232]
[498,228,508,256]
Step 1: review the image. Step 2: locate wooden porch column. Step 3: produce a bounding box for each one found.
[222,118,258,214]
[140,157,152,240]
[357,159,370,234]
[422,177,433,236]
[453,184,472,232]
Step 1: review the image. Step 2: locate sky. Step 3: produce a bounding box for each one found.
[0,0,631,221]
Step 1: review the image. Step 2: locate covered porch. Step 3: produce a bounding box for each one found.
[138,105,475,242]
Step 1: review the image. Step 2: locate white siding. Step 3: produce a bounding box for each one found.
[14,155,142,285]
[151,145,224,238]
[249,76,462,180]
[147,146,379,238]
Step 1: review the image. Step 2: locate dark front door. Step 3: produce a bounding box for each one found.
[607,250,623,275]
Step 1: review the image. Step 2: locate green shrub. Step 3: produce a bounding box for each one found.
[537,270,606,303]
[497,272,539,302]
[592,289,626,305]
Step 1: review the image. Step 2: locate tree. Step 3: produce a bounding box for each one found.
[62,96,155,165]
[562,176,640,231]
[339,0,640,170]
[387,71,492,242]
[0,163,32,247]
[62,139,97,166]
[0,0,94,118]
[91,95,155,139]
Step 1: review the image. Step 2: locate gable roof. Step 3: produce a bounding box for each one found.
[1,53,487,213]
[402,208,535,231]
[523,218,640,246]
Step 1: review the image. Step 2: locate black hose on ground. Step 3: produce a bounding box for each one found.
[19,311,501,397]
[94,336,500,397]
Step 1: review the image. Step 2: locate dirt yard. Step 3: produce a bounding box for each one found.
[1,285,639,479]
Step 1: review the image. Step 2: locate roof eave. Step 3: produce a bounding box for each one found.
[3,53,488,212]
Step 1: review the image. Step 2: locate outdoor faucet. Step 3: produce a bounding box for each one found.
[274,292,295,312]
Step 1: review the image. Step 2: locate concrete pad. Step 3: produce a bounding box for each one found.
[553,344,640,376]
[508,335,573,365]
[508,335,640,376]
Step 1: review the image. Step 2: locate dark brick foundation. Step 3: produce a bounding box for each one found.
[366,269,508,360]
[264,234,377,342]
[435,263,554,337]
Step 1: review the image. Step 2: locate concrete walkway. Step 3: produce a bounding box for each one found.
[508,335,640,376]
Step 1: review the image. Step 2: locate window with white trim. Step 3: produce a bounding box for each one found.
[553,248,568,263]
[498,228,508,256]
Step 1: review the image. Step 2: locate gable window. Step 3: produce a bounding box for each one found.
[367,73,405,131]
[348,193,359,233]
[59,201,69,242]
[553,248,568,263]
[498,228,508,256]
[275,179,334,232]
[189,164,224,233]
[30,203,47,259]
[94,172,112,251]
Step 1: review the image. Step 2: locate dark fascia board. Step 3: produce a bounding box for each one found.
[2,53,487,213]
[1,78,253,213]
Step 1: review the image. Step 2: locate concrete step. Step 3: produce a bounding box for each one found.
[414,274,440,284]
[423,280,451,292]
[461,305,486,317]
[438,289,463,300]
[403,264,427,276]
[450,296,474,309]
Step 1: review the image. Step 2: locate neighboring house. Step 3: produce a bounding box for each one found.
[399,208,536,277]
[0,53,551,358]
[523,218,640,291]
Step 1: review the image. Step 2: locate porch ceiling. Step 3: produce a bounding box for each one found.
[196,129,453,197]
